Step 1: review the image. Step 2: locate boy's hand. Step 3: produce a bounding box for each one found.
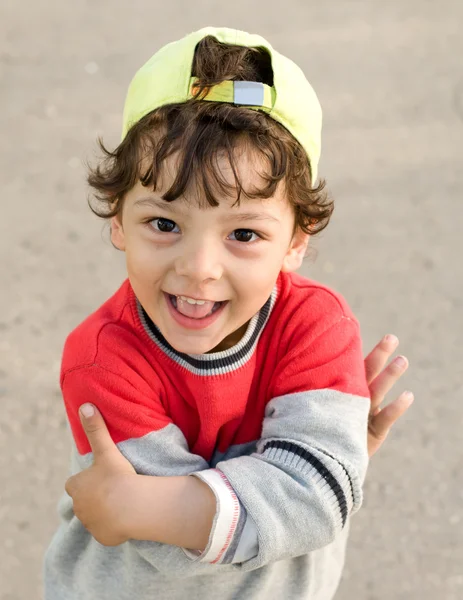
[65,404,138,547]
[364,335,414,457]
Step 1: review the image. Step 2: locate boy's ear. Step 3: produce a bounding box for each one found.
[281,230,310,273]
[110,215,126,251]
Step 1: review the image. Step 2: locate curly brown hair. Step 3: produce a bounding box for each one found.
[87,36,333,236]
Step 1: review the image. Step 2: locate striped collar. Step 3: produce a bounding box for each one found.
[136,285,279,376]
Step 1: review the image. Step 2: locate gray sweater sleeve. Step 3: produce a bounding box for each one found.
[121,316,369,571]
[198,315,371,570]
[215,388,370,570]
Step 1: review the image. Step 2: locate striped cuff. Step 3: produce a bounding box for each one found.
[261,439,359,528]
[182,469,242,564]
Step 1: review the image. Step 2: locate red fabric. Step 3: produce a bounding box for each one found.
[61,272,369,459]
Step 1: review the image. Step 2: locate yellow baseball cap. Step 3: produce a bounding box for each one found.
[122,27,322,184]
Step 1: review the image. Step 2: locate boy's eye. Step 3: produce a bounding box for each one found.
[229,229,260,243]
[150,218,180,233]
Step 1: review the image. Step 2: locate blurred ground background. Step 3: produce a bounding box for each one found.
[0,1,462,598]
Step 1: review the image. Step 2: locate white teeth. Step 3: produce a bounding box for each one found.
[178,295,207,305]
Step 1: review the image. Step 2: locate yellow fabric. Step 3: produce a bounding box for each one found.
[188,78,275,111]
[121,27,322,184]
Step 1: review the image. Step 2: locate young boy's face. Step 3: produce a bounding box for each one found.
[111,148,309,354]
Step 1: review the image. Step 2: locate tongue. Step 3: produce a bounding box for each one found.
[176,297,216,319]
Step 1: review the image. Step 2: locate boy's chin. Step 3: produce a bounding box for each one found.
[166,333,224,356]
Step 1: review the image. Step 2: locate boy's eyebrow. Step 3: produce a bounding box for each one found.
[228,212,280,224]
[133,196,281,223]
[134,197,179,211]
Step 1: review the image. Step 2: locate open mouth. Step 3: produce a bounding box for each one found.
[168,294,226,320]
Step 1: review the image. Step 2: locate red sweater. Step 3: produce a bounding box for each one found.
[62,271,368,460]
[44,271,371,600]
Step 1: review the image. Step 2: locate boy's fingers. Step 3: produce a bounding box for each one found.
[369,355,409,413]
[364,335,399,384]
[369,391,414,440]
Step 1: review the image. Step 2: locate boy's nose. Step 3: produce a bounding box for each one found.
[174,239,223,283]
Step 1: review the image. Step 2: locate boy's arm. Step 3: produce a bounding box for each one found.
[210,315,370,569]
[62,310,367,571]
[119,314,369,569]
[199,314,368,570]
[69,332,411,557]
[111,333,412,553]
[64,325,410,570]
[61,363,256,570]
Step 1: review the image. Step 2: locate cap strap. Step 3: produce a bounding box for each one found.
[188,77,275,111]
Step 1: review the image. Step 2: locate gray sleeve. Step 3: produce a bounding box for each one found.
[73,423,249,572]
[62,364,250,574]
[215,389,370,570]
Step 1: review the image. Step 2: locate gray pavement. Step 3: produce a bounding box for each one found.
[1,1,462,598]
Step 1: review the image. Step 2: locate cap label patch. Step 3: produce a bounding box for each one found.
[233,81,265,106]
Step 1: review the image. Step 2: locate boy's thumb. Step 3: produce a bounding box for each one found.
[80,403,95,419]
[79,404,114,459]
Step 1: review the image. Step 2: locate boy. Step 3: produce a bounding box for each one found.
[43,27,412,599]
